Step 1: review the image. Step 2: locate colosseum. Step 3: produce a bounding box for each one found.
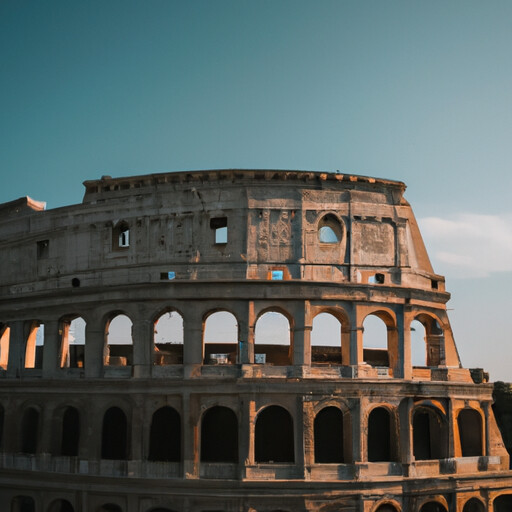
[0,169,511,512]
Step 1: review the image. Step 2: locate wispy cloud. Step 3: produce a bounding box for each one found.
[418,213,512,278]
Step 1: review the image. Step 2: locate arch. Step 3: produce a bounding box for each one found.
[362,311,395,368]
[462,498,485,512]
[25,321,44,369]
[148,406,181,462]
[494,494,512,512]
[59,316,86,368]
[147,509,178,512]
[254,310,292,365]
[203,310,238,365]
[153,310,184,365]
[47,500,75,512]
[102,407,128,460]
[11,496,35,512]
[21,407,39,454]
[458,408,483,457]
[311,312,342,365]
[200,405,238,463]
[96,505,123,512]
[255,405,294,463]
[105,314,133,367]
[318,214,343,244]
[113,220,130,250]
[413,313,444,367]
[419,502,448,512]
[59,406,80,456]
[0,322,10,370]
[410,319,427,367]
[374,503,400,512]
[367,406,397,462]
[413,406,448,460]
[314,406,344,463]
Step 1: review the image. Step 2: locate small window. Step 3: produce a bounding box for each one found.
[431,279,439,289]
[37,240,49,259]
[210,217,228,244]
[271,269,284,280]
[160,271,176,280]
[369,273,385,284]
[318,215,343,244]
[113,222,130,251]
[119,228,130,247]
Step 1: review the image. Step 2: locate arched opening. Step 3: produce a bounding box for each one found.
[419,502,447,512]
[148,406,181,462]
[47,500,75,512]
[97,505,123,512]
[60,406,80,457]
[21,407,39,454]
[254,311,292,365]
[411,319,427,367]
[105,314,133,367]
[375,505,399,512]
[413,406,449,460]
[458,409,483,457]
[462,498,485,512]
[60,316,86,368]
[255,405,294,463]
[201,406,238,463]
[113,220,130,250]
[25,321,44,369]
[203,311,238,365]
[314,406,344,463]
[11,496,35,512]
[311,313,342,365]
[494,494,512,512]
[368,407,396,462]
[102,407,128,460]
[318,214,343,244]
[153,311,184,365]
[0,323,10,370]
[363,315,389,368]
[414,314,444,367]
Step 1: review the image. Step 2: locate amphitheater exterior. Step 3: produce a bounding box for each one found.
[0,169,511,512]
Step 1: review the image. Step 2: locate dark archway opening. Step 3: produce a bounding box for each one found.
[314,407,344,463]
[11,496,35,512]
[494,494,512,512]
[413,407,448,460]
[255,405,294,463]
[462,498,485,512]
[201,406,238,463]
[102,407,128,460]
[21,408,39,454]
[368,407,394,462]
[149,406,181,462]
[419,502,447,512]
[458,409,483,457]
[61,406,80,456]
[97,505,123,512]
[375,505,399,512]
[48,500,75,512]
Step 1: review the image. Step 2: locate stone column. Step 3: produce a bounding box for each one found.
[42,319,60,378]
[295,396,305,477]
[399,397,414,466]
[352,398,364,463]
[183,393,199,478]
[292,300,311,367]
[238,396,251,478]
[132,310,152,378]
[183,306,203,377]
[7,320,25,378]
[238,301,255,364]
[85,315,105,378]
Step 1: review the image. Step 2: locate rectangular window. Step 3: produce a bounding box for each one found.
[119,229,130,247]
[210,217,228,244]
[271,269,284,280]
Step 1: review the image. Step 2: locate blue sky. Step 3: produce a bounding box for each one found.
[1,1,511,379]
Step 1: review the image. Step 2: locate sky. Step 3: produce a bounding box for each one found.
[1,1,511,380]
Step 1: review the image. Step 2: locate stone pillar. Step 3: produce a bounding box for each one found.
[130,395,145,460]
[349,326,363,366]
[183,394,199,478]
[295,396,305,476]
[7,320,25,378]
[447,399,455,458]
[183,307,203,376]
[42,320,60,378]
[238,396,251,478]
[482,401,491,457]
[132,311,152,378]
[399,397,414,465]
[302,399,315,475]
[38,405,54,454]
[85,315,105,378]
[292,301,311,367]
[238,301,255,364]
[352,398,364,463]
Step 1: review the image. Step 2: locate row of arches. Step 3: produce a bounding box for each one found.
[10,494,512,511]
[8,401,484,464]
[0,307,446,371]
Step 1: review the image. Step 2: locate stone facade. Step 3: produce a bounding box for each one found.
[0,169,511,512]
